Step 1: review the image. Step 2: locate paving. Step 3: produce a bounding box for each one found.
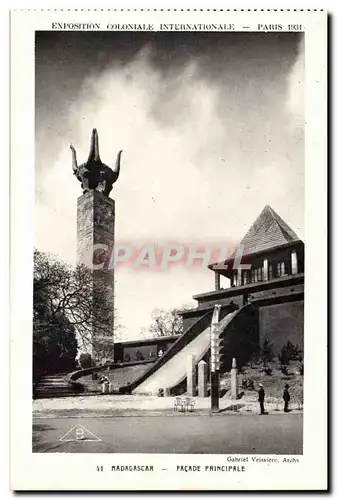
[33,413,303,454]
[33,394,302,418]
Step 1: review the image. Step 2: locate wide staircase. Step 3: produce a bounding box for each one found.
[34,373,82,399]
[129,303,258,396]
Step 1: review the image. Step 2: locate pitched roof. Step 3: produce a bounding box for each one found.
[230,205,300,257]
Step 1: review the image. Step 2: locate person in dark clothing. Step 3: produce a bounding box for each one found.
[258,383,265,414]
[283,384,290,412]
[259,384,265,415]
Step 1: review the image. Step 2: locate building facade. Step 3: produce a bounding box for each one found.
[116,205,304,386]
[114,335,180,364]
[182,205,304,367]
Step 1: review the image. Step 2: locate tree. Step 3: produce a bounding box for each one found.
[147,305,192,338]
[33,310,78,379]
[278,345,290,366]
[112,312,127,342]
[286,341,302,361]
[278,341,302,366]
[33,250,117,366]
[260,339,274,367]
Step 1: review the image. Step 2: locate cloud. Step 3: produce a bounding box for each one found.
[287,36,305,126]
[35,45,304,336]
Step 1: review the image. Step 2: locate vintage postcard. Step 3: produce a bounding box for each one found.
[10,9,327,491]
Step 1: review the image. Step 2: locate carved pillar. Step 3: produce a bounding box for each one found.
[186,355,197,396]
[231,358,238,400]
[198,360,208,397]
[77,190,115,362]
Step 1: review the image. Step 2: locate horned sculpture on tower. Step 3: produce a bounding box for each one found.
[70,128,122,197]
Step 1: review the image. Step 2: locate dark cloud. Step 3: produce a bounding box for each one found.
[35,31,302,175]
[35,31,304,334]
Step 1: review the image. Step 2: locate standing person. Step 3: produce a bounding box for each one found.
[258,383,265,415]
[283,384,290,412]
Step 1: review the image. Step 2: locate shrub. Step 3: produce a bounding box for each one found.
[286,341,302,361]
[260,339,274,366]
[264,366,273,376]
[278,341,302,367]
[281,365,289,375]
[243,378,255,390]
[278,347,290,366]
[249,353,259,368]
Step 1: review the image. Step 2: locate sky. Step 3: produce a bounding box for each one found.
[35,31,304,339]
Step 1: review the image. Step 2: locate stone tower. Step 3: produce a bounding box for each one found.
[71,129,122,362]
[77,191,115,361]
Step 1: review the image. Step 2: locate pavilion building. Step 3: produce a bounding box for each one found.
[182,204,304,354]
[117,205,304,394]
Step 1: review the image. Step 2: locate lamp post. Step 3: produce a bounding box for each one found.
[210,304,221,413]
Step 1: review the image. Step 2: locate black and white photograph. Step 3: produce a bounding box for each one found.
[10,9,327,491]
[33,28,305,455]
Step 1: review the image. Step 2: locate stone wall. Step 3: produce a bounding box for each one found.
[259,300,304,353]
[218,305,260,372]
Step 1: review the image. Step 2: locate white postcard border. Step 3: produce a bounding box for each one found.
[10,9,327,491]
